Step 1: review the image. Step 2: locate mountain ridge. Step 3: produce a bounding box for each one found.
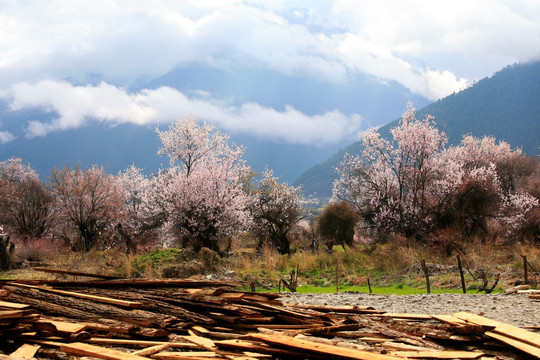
[295,61,540,200]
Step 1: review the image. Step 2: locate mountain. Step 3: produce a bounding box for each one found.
[0,65,430,181]
[295,61,540,200]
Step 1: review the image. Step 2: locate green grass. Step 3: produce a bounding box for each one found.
[273,284,500,295]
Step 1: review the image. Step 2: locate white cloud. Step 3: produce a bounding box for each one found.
[5,80,363,144]
[1,1,539,100]
[1,0,540,143]
[0,131,15,143]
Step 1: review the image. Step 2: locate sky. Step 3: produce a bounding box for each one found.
[1,0,539,145]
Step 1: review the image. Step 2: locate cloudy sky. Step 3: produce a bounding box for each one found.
[1,0,539,144]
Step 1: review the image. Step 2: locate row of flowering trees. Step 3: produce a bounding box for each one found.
[0,116,304,257]
[333,102,539,244]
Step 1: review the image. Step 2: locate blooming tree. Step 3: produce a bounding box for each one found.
[333,103,538,242]
[333,103,447,238]
[0,158,53,238]
[116,165,166,252]
[249,168,304,255]
[50,164,125,251]
[156,116,251,254]
[435,136,539,238]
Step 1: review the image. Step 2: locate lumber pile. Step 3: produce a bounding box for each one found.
[1,276,539,359]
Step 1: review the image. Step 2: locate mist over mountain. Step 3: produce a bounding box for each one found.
[0,65,430,182]
[296,61,540,200]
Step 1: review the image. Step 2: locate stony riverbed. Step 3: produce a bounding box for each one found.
[282,292,540,329]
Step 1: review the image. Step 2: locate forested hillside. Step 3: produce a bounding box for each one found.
[296,61,540,200]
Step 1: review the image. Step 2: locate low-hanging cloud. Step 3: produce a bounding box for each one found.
[5,80,364,144]
[2,1,539,101]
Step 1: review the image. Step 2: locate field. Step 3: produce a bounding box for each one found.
[2,236,538,295]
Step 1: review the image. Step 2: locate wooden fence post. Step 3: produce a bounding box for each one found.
[367,277,372,294]
[420,259,430,294]
[457,254,466,293]
[522,255,528,284]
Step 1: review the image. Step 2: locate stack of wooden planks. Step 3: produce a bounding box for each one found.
[1,274,539,359]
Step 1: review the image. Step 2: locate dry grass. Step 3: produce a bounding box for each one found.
[1,234,538,293]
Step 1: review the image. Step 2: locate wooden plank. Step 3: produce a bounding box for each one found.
[60,342,149,360]
[288,303,380,313]
[10,344,41,359]
[9,282,143,308]
[87,338,197,348]
[183,332,217,350]
[0,300,30,309]
[374,313,432,320]
[229,323,322,330]
[151,351,220,359]
[36,319,88,333]
[453,312,540,349]
[389,350,484,359]
[430,315,469,326]
[132,343,171,356]
[0,310,26,319]
[219,292,245,301]
[485,331,540,359]
[32,267,122,279]
[215,339,318,358]
[250,333,403,360]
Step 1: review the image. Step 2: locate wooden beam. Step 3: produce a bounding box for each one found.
[10,344,41,359]
[453,312,540,349]
[250,333,403,360]
[60,342,149,360]
[32,267,122,279]
[132,343,171,356]
[35,319,88,333]
[0,300,30,309]
[389,350,484,359]
[8,282,143,308]
[87,338,197,348]
[485,331,540,359]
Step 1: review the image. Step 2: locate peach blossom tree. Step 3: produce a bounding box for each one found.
[156,116,252,254]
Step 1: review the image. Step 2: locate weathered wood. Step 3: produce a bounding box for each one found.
[87,338,197,348]
[35,319,88,333]
[0,309,29,319]
[9,343,41,358]
[457,254,467,293]
[372,313,433,320]
[485,331,540,359]
[287,303,381,314]
[453,312,540,349]
[351,315,445,350]
[389,350,484,359]
[250,333,402,360]
[420,259,430,294]
[132,343,171,356]
[60,342,149,360]
[215,339,325,359]
[4,285,176,327]
[9,282,143,308]
[430,314,469,326]
[32,267,122,279]
[151,351,220,359]
[0,300,30,309]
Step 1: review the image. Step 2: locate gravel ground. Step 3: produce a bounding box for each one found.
[282,292,540,329]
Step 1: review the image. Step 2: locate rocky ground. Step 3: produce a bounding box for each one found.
[282,292,540,329]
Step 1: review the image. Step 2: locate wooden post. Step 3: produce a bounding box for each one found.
[420,259,430,294]
[367,277,372,294]
[457,255,466,293]
[335,259,339,293]
[522,255,528,284]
